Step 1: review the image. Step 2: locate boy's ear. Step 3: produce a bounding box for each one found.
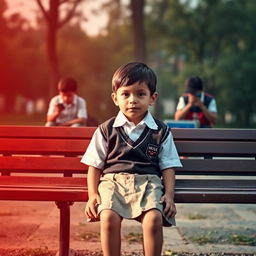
[111,93,119,106]
[149,92,158,106]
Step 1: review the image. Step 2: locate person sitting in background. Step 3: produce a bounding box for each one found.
[174,76,217,128]
[45,77,87,127]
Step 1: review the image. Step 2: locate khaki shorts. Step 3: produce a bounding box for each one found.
[94,173,175,227]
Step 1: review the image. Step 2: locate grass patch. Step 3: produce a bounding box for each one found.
[228,234,256,246]
[76,231,100,242]
[124,232,143,244]
[189,231,217,245]
[162,250,183,256]
[187,213,207,220]
[186,229,256,246]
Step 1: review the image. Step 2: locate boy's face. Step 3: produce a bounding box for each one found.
[59,91,75,104]
[112,82,158,125]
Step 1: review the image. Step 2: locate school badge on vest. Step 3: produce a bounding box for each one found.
[146,144,159,158]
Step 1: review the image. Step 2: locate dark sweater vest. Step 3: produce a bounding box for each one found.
[99,116,169,177]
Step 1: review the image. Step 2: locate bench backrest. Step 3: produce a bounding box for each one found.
[0,126,95,177]
[172,128,256,176]
[0,126,255,177]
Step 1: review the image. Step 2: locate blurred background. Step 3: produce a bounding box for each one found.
[0,0,256,128]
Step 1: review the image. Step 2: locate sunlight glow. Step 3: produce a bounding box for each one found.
[4,0,108,36]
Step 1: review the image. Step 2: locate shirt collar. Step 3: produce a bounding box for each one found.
[113,111,158,130]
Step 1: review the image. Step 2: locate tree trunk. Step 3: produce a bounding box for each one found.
[47,0,59,98]
[36,0,83,99]
[130,0,146,62]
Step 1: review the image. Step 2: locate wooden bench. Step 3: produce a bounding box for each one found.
[0,126,255,256]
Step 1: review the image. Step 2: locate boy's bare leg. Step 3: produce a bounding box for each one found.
[100,209,122,256]
[141,209,163,256]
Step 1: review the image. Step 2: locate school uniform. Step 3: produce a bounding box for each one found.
[46,94,87,126]
[176,92,217,128]
[81,111,182,226]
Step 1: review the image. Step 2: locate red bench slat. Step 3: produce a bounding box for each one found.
[0,156,87,173]
[0,138,90,155]
[0,126,96,139]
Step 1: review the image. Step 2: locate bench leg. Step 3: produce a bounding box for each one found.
[55,201,73,256]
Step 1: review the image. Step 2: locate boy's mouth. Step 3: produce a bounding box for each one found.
[127,107,139,111]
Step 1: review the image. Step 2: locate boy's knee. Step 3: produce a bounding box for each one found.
[100,210,121,229]
[142,209,163,230]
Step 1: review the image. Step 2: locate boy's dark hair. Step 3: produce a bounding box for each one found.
[112,62,157,95]
[58,77,77,92]
[185,76,203,95]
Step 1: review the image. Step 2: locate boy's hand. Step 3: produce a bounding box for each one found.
[188,93,202,106]
[188,93,204,108]
[56,103,65,112]
[188,94,197,105]
[160,194,177,218]
[59,121,71,126]
[85,194,101,220]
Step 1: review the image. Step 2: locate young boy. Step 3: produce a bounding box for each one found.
[45,77,87,127]
[174,76,217,128]
[81,62,182,256]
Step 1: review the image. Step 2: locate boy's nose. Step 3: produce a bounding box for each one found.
[129,95,138,104]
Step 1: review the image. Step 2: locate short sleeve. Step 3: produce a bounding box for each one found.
[80,127,107,169]
[77,98,88,118]
[47,96,58,115]
[176,96,185,110]
[158,132,182,170]
[208,98,217,113]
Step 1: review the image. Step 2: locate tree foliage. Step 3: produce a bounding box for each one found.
[36,0,84,98]
[1,0,256,127]
[146,0,256,127]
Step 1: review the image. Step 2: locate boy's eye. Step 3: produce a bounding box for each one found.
[121,92,129,97]
[138,92,146,96]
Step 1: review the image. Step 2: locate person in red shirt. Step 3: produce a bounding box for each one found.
[175,76,217,128]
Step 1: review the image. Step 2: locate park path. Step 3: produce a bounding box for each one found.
[0,201,256,255]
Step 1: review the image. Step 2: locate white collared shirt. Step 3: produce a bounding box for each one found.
[47,94,87,123]
[113,111,158,142]
[81,111,182,170]
[176,92,217,112]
